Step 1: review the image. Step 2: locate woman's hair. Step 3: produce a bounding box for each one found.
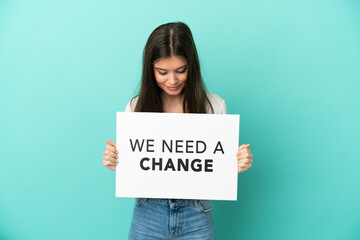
[134,21,213,113]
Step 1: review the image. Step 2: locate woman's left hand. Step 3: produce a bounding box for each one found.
[236,144,253,173]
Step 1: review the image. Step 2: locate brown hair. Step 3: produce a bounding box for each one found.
[134,21,213,113]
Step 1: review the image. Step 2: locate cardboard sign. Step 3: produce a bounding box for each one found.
[116,112,240,200]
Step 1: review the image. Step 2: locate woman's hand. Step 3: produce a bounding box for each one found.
[103,139,119,171]
[236,144,253,173]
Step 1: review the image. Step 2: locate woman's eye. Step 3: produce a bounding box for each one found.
[158,68,186,75]
[177,69,186,74]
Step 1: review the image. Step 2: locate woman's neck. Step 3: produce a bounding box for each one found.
[161,92,184,113]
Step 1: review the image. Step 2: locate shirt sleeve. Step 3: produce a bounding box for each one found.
[124,101,132,112]
[124,96,139,112]
[219,100,227,114]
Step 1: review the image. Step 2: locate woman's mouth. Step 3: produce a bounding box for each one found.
[166,85,180,91]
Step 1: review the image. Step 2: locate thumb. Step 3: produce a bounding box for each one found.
[238,144,251,150]
[106,139,116,147]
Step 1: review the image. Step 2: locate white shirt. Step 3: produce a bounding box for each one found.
[124,92,227,114]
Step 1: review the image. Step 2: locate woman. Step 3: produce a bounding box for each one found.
[102,22,253,239]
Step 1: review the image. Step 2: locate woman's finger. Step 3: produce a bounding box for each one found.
[103,159,118,167]
[238,166,249,173]
[239,167,249,173]
[238,166,250,173]
[103,161,116,171]
[103,149,118,159]
[103,159,118,166]
[238,162,252,173]
[103,155,118,163]
[236,148,250,155]
[106,144,117,153]
[103,160,112,166]
[238,144,251,151]
[238,162,247,167]
[238,158,253,164]
[238,161,252,167]
[238,157,252,163]
[237,152,253,159]
[236,149,251,157]
[106,139,116,147]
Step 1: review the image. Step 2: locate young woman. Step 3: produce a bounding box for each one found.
[102,22,253,239]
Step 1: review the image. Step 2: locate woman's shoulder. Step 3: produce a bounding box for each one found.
[206,92,227,114]
[124,96,139,112]
[206,92,225,104]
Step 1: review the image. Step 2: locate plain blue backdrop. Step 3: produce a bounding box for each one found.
[0,0,359,239]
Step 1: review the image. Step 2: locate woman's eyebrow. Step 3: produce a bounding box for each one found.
[154,65,187,71]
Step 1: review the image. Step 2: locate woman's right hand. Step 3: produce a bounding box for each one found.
[103,139,119,171]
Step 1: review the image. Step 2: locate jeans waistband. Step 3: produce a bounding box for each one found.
[142,198,197,206]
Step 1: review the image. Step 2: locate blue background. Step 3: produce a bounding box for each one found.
[0,0,359,239]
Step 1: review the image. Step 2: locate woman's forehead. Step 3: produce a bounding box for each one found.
[154,55,188,69]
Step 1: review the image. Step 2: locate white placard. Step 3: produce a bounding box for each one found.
[116,112,240,200]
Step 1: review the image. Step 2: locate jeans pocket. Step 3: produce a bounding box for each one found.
[197,200,213,213]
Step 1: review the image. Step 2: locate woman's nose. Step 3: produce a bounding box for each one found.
[168,72,177,85]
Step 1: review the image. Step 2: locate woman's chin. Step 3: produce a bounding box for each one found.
[163,88,184,96]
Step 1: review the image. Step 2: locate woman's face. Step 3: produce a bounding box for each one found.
[153,55,188,97]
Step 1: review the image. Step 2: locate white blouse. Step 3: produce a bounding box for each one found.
[124,92,227,114]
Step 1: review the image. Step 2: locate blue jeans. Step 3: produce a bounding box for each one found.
[128,198,216,239]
